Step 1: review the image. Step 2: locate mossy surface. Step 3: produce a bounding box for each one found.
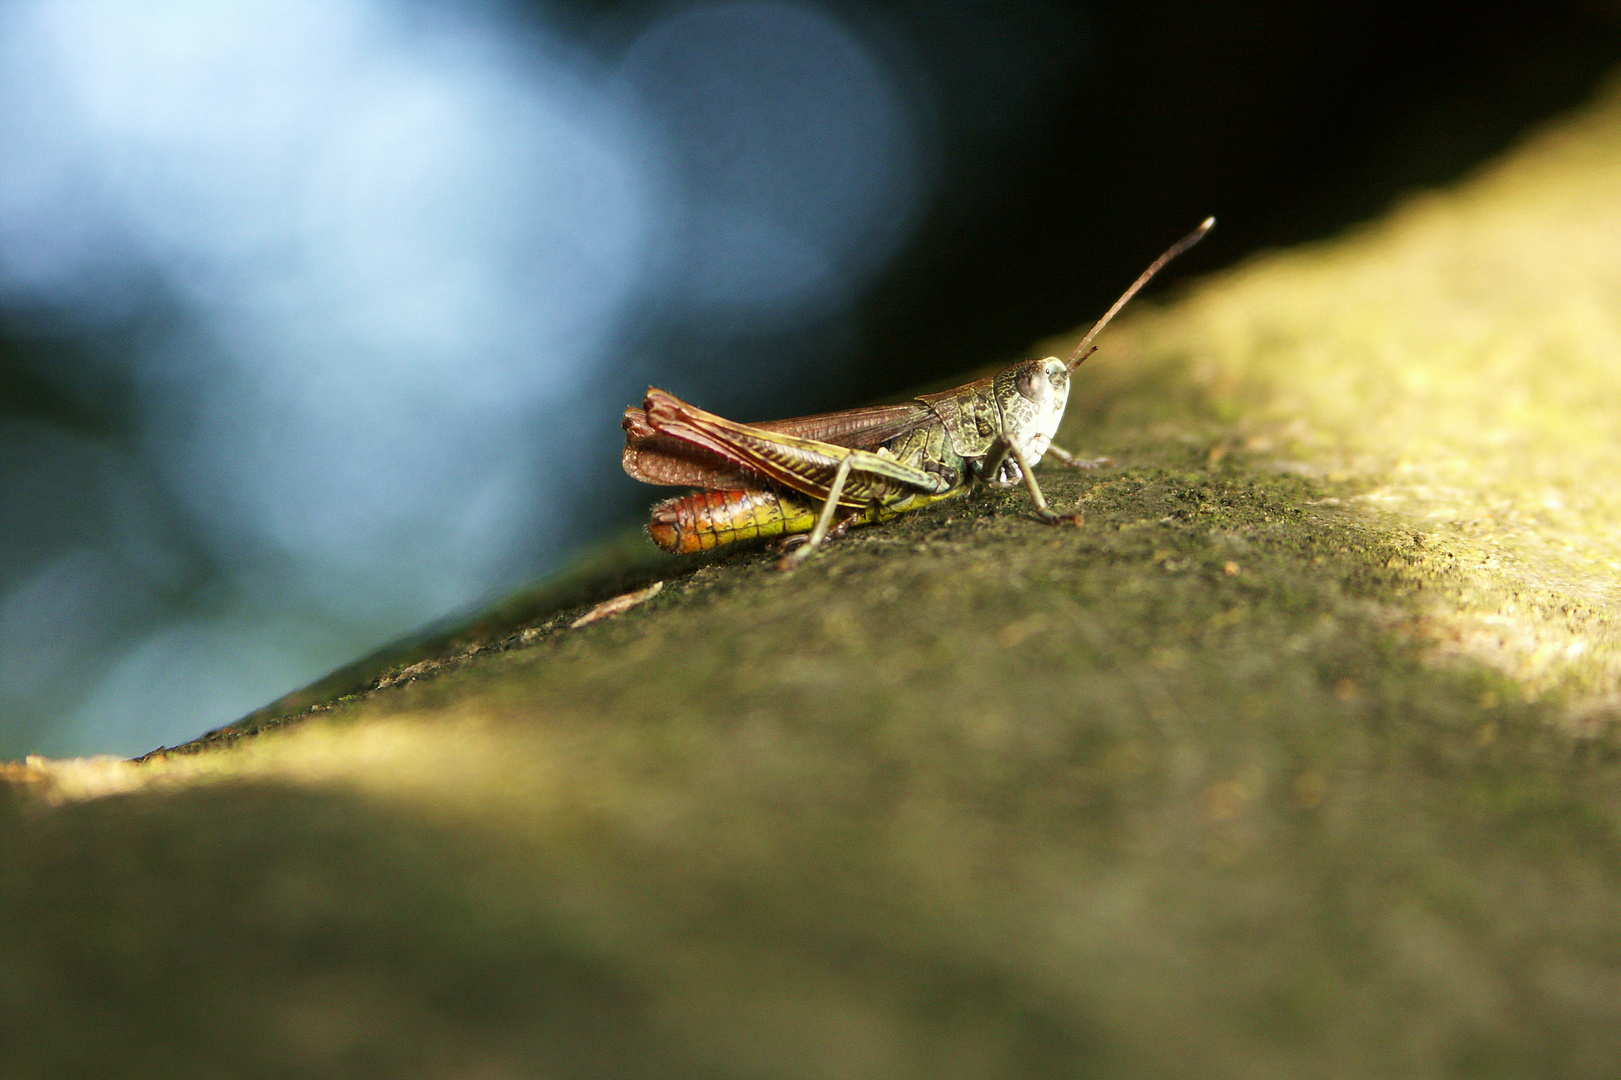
[6,73,1621,1080]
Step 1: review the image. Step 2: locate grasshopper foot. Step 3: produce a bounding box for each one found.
[1030,508,1085,527]
[776,545,814,571]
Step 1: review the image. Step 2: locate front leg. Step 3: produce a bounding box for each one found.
[1044,444,1112,471]
[980,437,1076,525]
[1005,441,1061,522]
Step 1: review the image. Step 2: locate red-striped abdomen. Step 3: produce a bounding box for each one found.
[648,489,819,554]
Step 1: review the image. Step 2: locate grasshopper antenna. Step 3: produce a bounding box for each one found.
[1067,216,1214,371]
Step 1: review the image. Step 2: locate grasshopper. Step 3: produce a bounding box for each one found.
[623,217,1212,566]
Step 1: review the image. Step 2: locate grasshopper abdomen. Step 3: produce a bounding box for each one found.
[648,487,821,554]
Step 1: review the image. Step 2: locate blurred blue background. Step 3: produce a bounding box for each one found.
[2,0,1617,759]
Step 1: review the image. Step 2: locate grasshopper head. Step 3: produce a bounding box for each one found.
[994,356,1070,464]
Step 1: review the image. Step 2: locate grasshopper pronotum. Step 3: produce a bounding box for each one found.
[623,218,1213,566]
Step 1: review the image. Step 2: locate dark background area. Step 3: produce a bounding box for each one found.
[835,0,1621,415]
[3,0,1619,758]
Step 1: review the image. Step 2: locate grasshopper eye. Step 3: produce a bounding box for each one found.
[1014,361,1050,403]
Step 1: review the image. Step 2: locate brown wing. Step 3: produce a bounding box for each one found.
[749,401,933,447]
[623,396,933,491]
[628,389,943,506]
[623,408,762,490]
